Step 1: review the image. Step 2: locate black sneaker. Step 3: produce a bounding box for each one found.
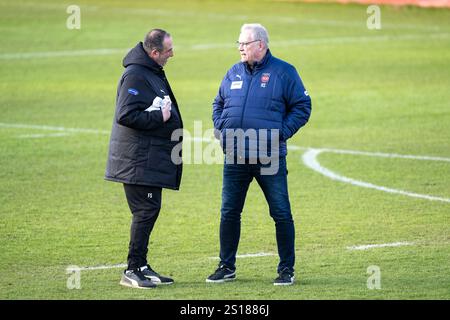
[120,269,156,289]
[274,268,295,286]
[139,265,174,285]
[206,265,236,283]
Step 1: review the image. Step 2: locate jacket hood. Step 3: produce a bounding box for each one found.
[122,42,163,73]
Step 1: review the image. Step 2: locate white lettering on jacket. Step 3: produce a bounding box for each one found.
[230,81,243,90]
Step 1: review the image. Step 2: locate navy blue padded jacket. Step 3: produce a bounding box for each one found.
[212,49,311,158]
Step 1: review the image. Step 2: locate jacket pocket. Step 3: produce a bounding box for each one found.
[147,139,180,174]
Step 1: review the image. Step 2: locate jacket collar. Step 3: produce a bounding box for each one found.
[244,49,272,73]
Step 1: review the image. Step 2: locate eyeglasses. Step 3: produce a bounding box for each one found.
[236,39,261,48]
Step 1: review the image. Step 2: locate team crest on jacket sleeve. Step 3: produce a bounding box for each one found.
[127,88,139,95]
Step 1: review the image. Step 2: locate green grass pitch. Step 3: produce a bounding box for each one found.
[0,0,449,299]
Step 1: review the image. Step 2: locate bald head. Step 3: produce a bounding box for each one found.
[143,29,171,54]
[143,28,174,67]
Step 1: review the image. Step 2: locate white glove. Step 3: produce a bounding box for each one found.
[145,96,164,112]
[162,95,172,111]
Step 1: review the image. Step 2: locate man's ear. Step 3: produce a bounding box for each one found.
[150,49,159,59]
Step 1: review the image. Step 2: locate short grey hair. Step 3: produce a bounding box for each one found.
[241,23,269,48]
[143,28,170,53]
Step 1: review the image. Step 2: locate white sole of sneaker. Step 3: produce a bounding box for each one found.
[205,277,236,283]
[145,276,174,285]
[152,281,174,285]
[273,276,295,286]
[119,279,156,289]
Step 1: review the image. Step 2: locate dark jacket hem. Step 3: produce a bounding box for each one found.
[104,176,180,190]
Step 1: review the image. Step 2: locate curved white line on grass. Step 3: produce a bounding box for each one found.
[302,148,450,203]
[347,242,414,251]
[2,121,449,203]
[316,147,450,163]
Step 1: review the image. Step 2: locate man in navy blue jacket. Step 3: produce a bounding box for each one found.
[207,24,311,285]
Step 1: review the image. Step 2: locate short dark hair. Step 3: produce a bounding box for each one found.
[143,29,170,53]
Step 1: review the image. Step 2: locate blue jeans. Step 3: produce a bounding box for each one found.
[219,157,295,273]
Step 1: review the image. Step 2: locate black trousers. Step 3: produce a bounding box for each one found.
[123,184,162,270]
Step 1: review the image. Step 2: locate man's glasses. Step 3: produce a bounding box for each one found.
[236,39,261,48]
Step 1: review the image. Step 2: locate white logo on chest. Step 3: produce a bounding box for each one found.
[230,81,243,90]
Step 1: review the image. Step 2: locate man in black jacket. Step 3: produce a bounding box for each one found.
[105,29,183,289]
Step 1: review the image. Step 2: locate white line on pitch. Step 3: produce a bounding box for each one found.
[0,48,127,60]
[67,253,277,271]
[302,148,450,203]
[316,147,450,163]
[1,33,448,59]
[0,122,109,135]
[66,263,127,272]
[17,133,72,139]
[2,121,450,162]
[347,242,415,251]
[209,252,276,260]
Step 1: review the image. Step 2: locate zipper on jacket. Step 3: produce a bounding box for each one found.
[240,73,254,129]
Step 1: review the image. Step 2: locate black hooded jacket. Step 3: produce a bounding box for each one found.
[105,42,183,189]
